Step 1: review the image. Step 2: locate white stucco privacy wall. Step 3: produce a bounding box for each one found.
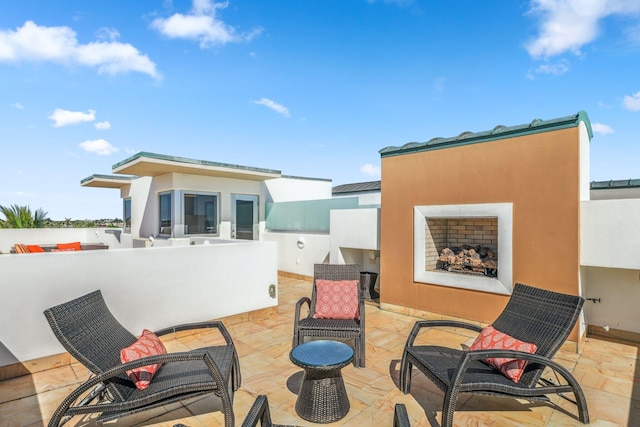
[580,198,640,335]
[261,231,330,277]
[329,208,380,264]
[581,199,640,270]
[0,241,277,367]
[264,176,332,203]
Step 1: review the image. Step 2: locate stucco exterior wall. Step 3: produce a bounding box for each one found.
[380,127,583,342]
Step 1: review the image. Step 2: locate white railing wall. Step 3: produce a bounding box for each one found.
[0,240,277,368]
[261,231,330,277]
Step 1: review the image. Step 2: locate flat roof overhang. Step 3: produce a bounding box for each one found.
[112,152,282,181]
[80,174,135,188]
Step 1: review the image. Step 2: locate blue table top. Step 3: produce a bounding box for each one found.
[291,340,354,367]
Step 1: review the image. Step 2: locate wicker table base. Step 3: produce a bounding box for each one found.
[290,340,354,423]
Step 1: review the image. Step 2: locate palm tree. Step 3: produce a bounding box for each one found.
[0,204,48,228]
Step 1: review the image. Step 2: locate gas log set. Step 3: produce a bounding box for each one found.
[438,245,498,277]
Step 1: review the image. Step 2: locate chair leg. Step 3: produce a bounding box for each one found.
[399,354,412,394]
[355,337,365,367]
[441,383,460,427]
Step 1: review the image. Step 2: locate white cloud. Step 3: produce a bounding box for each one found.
[535,60,569,75]
[94,121,111,130]
[151,0,262,48]
[79,139,119,155]
[252,98,290,118]
[95,27,120,42]
[623,91,640,111]
[360,163,381,177]
[49,108,95,127]
[591,122,615,135]
[0,21,160,79]
[11,102,24,109]
[525,0,640,59]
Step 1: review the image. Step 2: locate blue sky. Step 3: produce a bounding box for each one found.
[1,0,640,220]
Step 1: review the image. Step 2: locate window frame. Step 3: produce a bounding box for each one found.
[182,191,220,236]
[158,191,173,237]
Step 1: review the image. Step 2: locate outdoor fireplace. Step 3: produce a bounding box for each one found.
[425,217,498,278]
[414,203,513,295]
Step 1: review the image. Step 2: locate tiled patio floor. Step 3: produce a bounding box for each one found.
[2,275,640,426]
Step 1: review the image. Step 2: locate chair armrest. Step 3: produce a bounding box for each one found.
[294,297,311,321]
[404,320,483,348]
[241,395,273,427]
[154,321,234,346]
[394,403,411,427]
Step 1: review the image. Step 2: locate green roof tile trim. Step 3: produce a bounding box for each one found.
[80,174,136,185]
[591,179,640,189]
[112,151,281,175]
[379,111,593,158]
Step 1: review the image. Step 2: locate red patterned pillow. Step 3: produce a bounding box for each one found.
[312,279,360,320]
[469,325,538,383]
[120,329,167,390]
[26,245,45,253]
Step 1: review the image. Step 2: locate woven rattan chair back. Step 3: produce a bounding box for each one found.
[309,263,362,318]
[44,290,137,402]
[491,283,585,387]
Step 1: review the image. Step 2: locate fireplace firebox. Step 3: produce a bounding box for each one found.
[414,203,513,295]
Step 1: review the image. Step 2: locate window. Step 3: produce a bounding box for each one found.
[123,198,131,233]
[159,192,172,235]
[184,193,218,235]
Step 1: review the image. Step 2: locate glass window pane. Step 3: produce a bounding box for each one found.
[123,199,131,233]
[184,193,217,234]
[159,193,172,235]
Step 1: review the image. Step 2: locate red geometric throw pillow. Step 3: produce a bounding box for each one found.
[312,279,360,320]
[26,245,45,253]
[120,329,167,390]
[469,325,538,383]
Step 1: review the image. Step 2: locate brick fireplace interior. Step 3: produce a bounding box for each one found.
[425,217,498,277]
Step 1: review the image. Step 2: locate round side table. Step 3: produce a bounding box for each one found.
[289,340,354,423]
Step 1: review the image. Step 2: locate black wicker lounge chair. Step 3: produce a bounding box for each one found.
[43,290,241,427]
[399,282,589,426]
[241,395,299,427]
[292,263,366,367]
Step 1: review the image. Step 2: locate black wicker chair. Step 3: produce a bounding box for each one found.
[292,264,365,367]
[241,395,299,427]
[399,282,589,426]
[43,290,241,427]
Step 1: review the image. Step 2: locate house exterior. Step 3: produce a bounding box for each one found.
[81,152,333,247]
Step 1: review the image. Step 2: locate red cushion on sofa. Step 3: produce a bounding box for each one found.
[469,325,537,383]
[57,241,82,251]
[312,279,360,320]
[120,329,167,390]
[26,245,45,253]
